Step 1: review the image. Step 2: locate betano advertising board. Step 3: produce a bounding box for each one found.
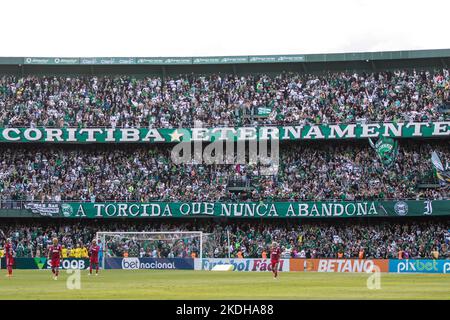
[289,259,390,272]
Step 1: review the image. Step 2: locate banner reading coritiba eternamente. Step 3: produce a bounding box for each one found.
[0,122,448,143]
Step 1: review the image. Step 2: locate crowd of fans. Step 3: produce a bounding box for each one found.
[0,70,449,262]
[0,219,448,259]
[0,140,447,203]
[1,69,449,128]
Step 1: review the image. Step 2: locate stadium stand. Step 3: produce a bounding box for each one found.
[0,219,449,259]
[0,49,449,262]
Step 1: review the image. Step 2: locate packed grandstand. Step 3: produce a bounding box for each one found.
[0,69,448,128]
[1,219,449,260]
[0,50,449,264]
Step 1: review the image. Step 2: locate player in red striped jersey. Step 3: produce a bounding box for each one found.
[4,238,14,278]
[88,239,100,276]
[48,238,63,280]
[270,242,281,279]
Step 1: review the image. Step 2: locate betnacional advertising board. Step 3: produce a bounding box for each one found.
[105,258,195,270]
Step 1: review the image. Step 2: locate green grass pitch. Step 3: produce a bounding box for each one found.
[1,270,449,299]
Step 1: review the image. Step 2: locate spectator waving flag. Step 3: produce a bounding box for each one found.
[431,151,450,187]
[368,137,399,168]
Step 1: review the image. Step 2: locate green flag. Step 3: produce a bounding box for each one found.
[369,137,398,168]
[431,151,450,187]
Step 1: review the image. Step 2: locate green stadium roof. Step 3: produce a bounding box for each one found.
[1,48,449,65]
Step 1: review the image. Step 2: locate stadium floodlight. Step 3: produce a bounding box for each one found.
[95,231,215,268]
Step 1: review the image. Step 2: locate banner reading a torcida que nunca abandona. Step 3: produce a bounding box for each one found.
[44,200,450,219]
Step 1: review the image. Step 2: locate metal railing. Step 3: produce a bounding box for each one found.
[0,119,448,130]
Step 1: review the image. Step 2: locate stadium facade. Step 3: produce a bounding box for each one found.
[0,49,448,270]
[0,48,450,76]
